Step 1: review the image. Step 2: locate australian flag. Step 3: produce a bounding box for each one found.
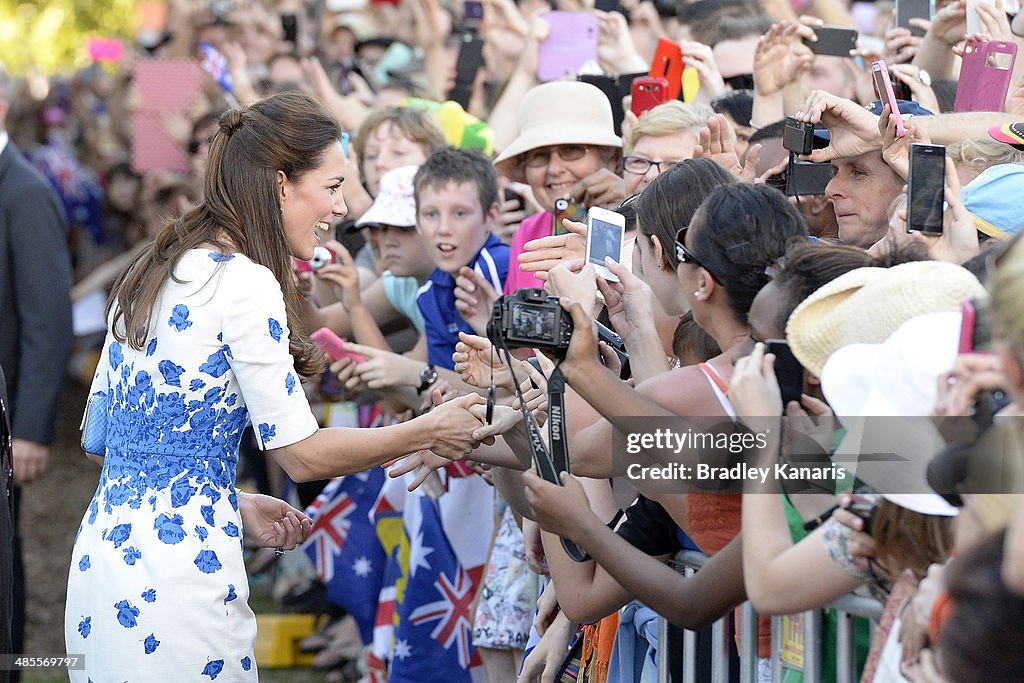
[390,494,485,683]
[198,40,234,95]
[303,468,387,644]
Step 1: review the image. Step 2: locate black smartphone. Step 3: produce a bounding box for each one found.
[804,26,858,57]
[891,76,912,101]
[766,339,804,406]
[907,143,946,234]
[786,159,832,196]
[847,497,877,536]
[281,13,298,44]
[783,117,815,155]
[578,73,626,136]
[447,31,485,109]
[897,0,933,37]
[504,187,523,208]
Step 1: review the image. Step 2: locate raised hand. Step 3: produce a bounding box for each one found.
[517,219,587,281]
[424,391,488,460]
[455,266,501,335]
[237,491,313,550]
[453,331,514,390]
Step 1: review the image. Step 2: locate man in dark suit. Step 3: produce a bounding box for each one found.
[0,62,73,670]
[0,365,14,683]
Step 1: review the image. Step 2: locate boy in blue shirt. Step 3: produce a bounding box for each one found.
[413,147,509,370]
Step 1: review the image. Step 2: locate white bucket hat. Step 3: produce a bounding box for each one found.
[356,165,418,229]
[493,81,622,184]
[822,312,963,516]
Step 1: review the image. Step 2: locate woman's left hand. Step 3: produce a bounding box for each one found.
[522,470,597,543]
[238,491,313,550]
[729,342,783,421]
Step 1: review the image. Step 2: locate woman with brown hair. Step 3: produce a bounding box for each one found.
[64,91,484,681]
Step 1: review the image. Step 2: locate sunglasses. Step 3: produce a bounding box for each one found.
[523,144,590,168]
[675,226,719,282]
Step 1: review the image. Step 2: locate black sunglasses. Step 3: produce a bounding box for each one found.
[674,226,719,282]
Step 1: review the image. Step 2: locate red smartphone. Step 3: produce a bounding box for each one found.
[954,40,1018,112]
[649,37,684,100]
[959,300,976,353]
[871,60,906,138]
[310,327,365,364]
[631,76,670,117]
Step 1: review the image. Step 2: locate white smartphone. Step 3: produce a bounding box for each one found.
[585,206,626,282]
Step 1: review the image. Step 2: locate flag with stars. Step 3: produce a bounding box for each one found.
[302,467,386,644]
[390,493,486,683]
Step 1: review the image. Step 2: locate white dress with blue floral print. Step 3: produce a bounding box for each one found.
[65,250,318,682]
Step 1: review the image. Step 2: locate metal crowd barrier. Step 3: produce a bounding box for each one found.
[657,551,883,683]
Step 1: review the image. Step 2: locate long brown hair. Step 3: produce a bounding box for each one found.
[107,91,340,376]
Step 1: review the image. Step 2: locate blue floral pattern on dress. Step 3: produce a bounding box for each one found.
[158,360,185,388]
[268,318,283,342]
[67,251,316,681]
[168,304,193,331]
[115,600,140,628]
[258,423,276,443]
[208,252,235,263]
[202,659,225,680]
[195,550,222,574]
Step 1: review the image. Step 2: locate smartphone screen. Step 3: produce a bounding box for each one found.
[586,210,624,282]
[806,26,858,57]
[765,339,804,406]
[907,143,946,233]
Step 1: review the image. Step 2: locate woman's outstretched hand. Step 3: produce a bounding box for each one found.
[237,491,313,550]
[423,390,489,459]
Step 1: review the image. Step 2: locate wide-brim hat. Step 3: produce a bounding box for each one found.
[787,261,986,378]
[355,165,418,229]
[822,312,962,516]
[493,81,622,184]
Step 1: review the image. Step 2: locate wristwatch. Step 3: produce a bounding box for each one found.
[416,364,438,394]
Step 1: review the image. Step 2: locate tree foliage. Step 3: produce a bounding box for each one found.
[0,0,137,75]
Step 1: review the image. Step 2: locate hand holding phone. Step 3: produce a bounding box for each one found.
[766,339,804,406]
[871,60,906,138]
[537,12,599,82]
[585,207,626,283]
[310,327,366,364]
[631,76,670,117]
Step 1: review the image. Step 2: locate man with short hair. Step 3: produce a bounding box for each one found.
[0,61,74,674]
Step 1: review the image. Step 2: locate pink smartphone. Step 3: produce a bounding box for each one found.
[954,40,1018,112]
[310,327,365,364]
[871,60,906,138]
[537,12,599,82]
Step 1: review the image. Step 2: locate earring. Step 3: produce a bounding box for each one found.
[693,291,700,297]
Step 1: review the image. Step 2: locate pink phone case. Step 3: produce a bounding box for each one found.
[537,12,600,82]
[310,327,365,364]
[871,60,906,138]
[954,40,1018,112]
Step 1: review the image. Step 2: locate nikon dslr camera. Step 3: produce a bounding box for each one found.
[487,289,573,355]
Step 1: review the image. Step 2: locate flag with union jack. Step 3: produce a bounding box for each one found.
[198,40,234,95]
[302,467,386,644]
[390,493,486,683]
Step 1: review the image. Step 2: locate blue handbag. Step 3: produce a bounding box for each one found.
[80,393,108,457]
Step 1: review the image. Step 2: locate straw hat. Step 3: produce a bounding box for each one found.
[493,81,622,183]
[786,260,986,378]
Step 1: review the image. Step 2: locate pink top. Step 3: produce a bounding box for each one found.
[504,211,553,295]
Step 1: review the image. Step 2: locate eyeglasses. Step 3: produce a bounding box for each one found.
[675,226,719,282]
[622,156,682,176]
[524,144,590,168]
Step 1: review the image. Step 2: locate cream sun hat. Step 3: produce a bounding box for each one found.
[493,81,622,184]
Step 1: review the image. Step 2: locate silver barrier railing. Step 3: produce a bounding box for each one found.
[657,551,883,683]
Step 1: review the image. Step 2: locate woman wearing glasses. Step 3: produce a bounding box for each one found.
[493,80,623,294]
[622,101,712,197]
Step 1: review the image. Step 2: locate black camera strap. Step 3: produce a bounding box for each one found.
[496,346,589,562]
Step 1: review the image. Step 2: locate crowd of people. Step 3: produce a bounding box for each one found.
[7,0,1024,681]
